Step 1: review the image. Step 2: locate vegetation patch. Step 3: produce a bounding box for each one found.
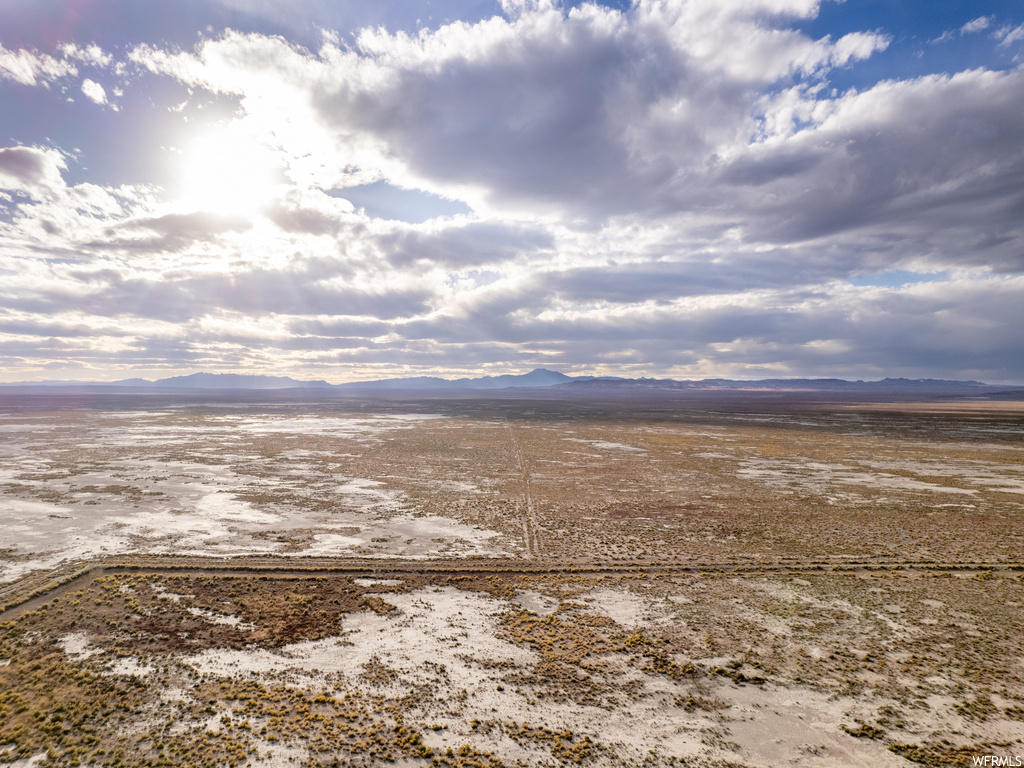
[888,741,994,767]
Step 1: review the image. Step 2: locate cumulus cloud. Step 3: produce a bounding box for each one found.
[118,0,1012,281]
[80,78,107,104]
[77,211,252,254]
[125,0,894,220]
[263,189,355,236]
[1,0,1022,382]
[0,146,67,196]
[736,69,1024,268]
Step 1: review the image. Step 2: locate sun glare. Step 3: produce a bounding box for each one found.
[179,126,279,216]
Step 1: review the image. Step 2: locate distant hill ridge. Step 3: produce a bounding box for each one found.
[1,369,1019,394]
[552,375,996,392]
[156,372,334,390]
[334,368,580,390]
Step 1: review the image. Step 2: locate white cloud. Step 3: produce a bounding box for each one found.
[731,68,1024,271]
[81,78,107,104]
[127,44,212,86]
[124,0,895,222]
[830,31,890,66]
[0,43,76,86]
[994,23,1024,47]
[0,146,67,196]
[1,0,1022,382]
[934,15,997,44]
[961,16,992,34]
[61,43,113,68]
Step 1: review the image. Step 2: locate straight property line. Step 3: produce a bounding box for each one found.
[3,553,1023,620]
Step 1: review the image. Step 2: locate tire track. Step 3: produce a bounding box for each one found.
[504,419,542,560]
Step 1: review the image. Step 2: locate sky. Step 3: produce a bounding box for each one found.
[0,0,1022,384]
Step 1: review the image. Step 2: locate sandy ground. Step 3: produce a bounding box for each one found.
[2,394,1024,766]
[3,397,1024,583]
[7,570,1024,766]
[0,407,512,582]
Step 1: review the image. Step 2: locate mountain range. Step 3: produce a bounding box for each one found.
[2,369,1022,396]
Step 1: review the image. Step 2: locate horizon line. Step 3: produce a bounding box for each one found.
[3,369,1023,389]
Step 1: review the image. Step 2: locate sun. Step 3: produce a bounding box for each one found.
[178,125,280,216]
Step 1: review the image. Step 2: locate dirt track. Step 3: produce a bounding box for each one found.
[4,552,1022,621]
[504,419,542,561]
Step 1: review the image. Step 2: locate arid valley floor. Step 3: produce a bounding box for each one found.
[2,392,1024,767]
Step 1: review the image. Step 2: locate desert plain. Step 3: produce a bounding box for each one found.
[1,391,1024,767]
